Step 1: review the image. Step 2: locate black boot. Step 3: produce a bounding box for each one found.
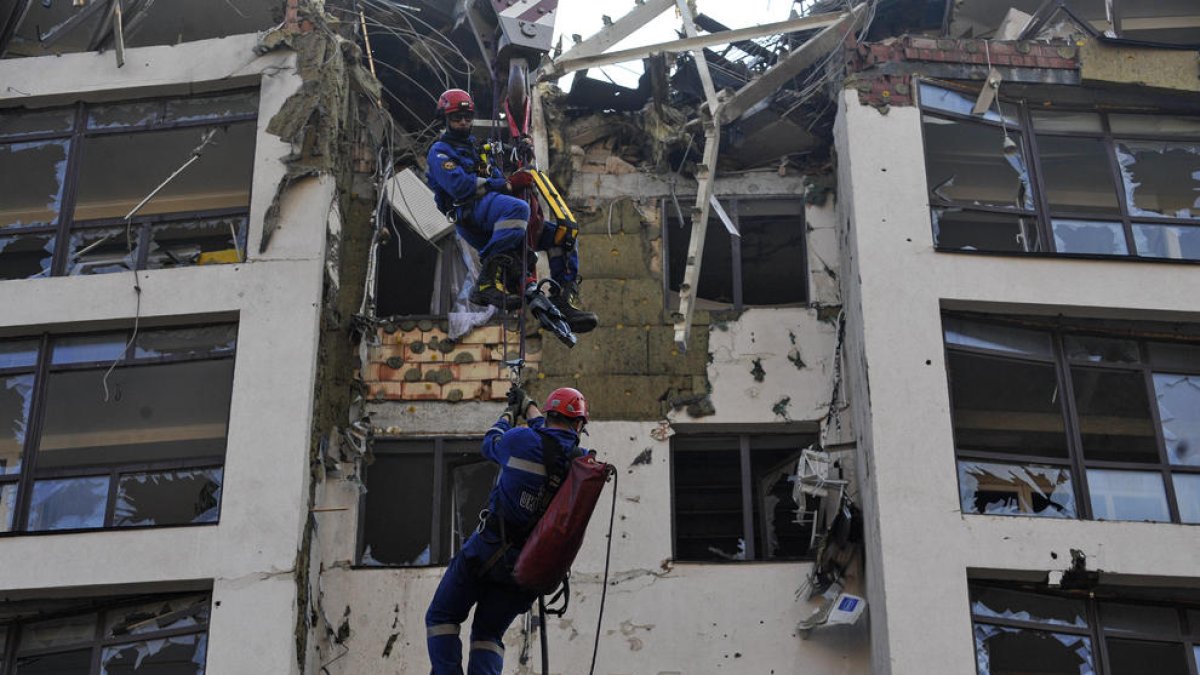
[551,280,598,334]
[469,255,521,310]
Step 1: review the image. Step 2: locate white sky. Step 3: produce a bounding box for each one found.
[550,0,799,88]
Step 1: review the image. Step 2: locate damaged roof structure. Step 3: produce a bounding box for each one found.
[1,0,1200,673]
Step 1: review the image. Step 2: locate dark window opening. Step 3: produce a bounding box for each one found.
[945,315,1200,523]
[665,197,807,309]
[359,438,497,567]
[0,591,211,675]
[0,324,236,535]
[920,82,1200,261]
[671,433,816,562]
[0,90,257,280]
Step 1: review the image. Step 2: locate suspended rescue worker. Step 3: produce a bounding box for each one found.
[425,387,590,674]
[426,89,598,333]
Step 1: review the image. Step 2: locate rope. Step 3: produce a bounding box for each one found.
[589,467,618,675]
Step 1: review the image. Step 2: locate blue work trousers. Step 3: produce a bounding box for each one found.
[426,530,537,675]
[457,192,530,260]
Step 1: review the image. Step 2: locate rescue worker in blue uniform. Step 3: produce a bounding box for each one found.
[426,89,598,332]
[425,387,590,675]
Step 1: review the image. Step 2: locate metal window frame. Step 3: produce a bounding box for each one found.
[668,431,815,563]
[357,436,490,568]
[945,317,1200,524]
[0,90,258,280]
[0,592,211,675]
[918,81,1200,262]
[969,581,1200,675]
[0,326,237,535]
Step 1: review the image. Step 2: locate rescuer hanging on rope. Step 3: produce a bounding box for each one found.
[425,89,598,333]
[425,386,591,674]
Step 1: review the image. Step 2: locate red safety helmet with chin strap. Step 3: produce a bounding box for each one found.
[436,89,474,118]
[544,387,587,421]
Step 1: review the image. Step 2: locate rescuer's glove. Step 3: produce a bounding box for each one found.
[506,386,535,420]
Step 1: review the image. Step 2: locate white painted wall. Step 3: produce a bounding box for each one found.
[0,35,327,675]
[835,88,1200,675]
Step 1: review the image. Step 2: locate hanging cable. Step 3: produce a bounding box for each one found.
[588,469,618,675]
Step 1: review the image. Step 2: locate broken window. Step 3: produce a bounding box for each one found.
[945,315,1200,523]
[920,82,1200,260]
[358,438,498,567]
[971,582,1200,675]
[664,198,807,310]
[1,0,281,58]
[1,592,210,675]
[0,90,256,280]
[0,324,236,534]
[670,433,815,562]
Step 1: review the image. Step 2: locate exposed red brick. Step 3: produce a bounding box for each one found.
[459,325,503,345]
[367,382,406,400]
[402,382,443,400]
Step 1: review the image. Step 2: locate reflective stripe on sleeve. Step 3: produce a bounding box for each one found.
[505,456,546,476]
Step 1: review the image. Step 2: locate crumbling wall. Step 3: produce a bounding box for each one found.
[1078,38,1200,92]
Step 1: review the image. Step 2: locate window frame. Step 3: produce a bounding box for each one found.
[969,581,1200,675]
[944,316,1200,523]
[661,195,809,311]
[0,324,238,535]
[356,436,495,568]
[669,430,817,563]
[0,89,258,280]
[0,591,212,675]
[918,80,1200,262]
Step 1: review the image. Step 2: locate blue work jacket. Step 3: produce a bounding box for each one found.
[426,132,506,217]
[481,416,584,533]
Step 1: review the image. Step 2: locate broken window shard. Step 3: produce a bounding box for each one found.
[1116,141,1200,220]
[114,468,223,527]
[958,460,1075,518]
[27,475,109,531]
[932,208,1040,253]
[1133,223,1200,260]
[971,586,1087,627]
[1,373,33,473]
[974,624,1095,675]
[105,595,209,638]
[1052,219,1128,255]
[1154,373,1200,466]
[0,139,69,230]
[67,226,136,276]
[0,232,55,280]
[924,115,1033,210]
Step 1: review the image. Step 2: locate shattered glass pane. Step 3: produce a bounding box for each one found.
[948,351,1069,458]
[919,84,1019,125]
[1037,136,1121,214]
[39,360,234,470]
[134,325,236,359]
[750,440,809,559]
[0,339,38,369]
[88,100,163,130]
[0,231,56,280]
[165,91,260,122]
[1064,335,1139,364]
[1087,469,1169,522]
[0,139,69,229]
[362,451,436,565]
[1133,223,1200,261]
[1071,368,1158,463]
[100,632,206,674]
[673,438,745,561]
[1106,638,1189,675]
[924,115,1033,210]
[145,216,248,269]
[74,122,255,221]
[932,208,1040,252]
[27,476,109,530]
[944,318,1052,356]
[19,613,96,651]
[1110,115,1200,140]
[1099,602,1181,638]
[114,467,222,527]
[1031,112,1103,134]
[0,483,16,532]
[66,226,137,276]
[15,648,91,673]
[1,374,33,474]
[1117,142,1200,220]
[105,595,210,638]
[974,624,1094,675]
[1052,219,1128,255]
[0,108,75,139]
[958,460,1075,518]
[7,0,107,57]
[1173,475,1200,524]
[51,333,128,365]
[1147,342,1200,372]
[1153,373,1200,466]
[446,457,497,557]
[970,586,1087,627]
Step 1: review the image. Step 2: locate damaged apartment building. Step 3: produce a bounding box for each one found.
[0,0,1198,673]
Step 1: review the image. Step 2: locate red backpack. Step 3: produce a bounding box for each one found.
[513,453,614,594]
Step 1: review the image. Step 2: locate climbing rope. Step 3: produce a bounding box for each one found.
[588,468,618,675]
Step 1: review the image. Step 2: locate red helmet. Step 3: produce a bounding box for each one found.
[545,387,588,421]
[436,89,474,117]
